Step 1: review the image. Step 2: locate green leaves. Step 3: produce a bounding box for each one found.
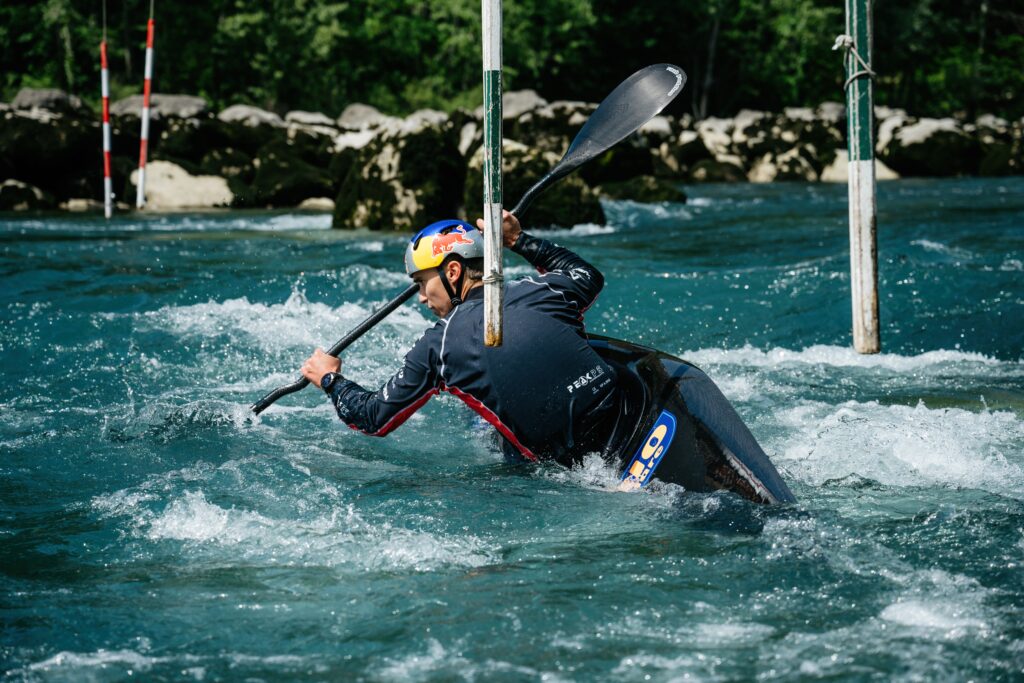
[0,0,1019,120]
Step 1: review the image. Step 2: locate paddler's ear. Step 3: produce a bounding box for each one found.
[444,259,462,284]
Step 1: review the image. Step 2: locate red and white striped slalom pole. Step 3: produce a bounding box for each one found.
[135,15,155,209]
[100,40,113,219]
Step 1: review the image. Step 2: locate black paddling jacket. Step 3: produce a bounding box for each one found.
[326,231,618,463]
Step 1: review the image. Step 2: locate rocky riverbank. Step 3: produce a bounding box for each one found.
[1,87,1021,228]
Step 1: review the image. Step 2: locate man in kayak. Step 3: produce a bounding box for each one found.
[300,211,620,464]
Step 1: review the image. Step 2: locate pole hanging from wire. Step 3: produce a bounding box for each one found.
[135,0,155,209]
[100,0,112,219]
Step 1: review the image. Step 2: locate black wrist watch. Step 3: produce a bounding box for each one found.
[320,372,341,393]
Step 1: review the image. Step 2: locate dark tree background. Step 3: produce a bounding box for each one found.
[2,0,1021,120]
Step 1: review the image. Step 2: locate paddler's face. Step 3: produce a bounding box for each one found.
[412,267,454,318]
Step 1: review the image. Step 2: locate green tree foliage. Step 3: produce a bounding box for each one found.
[1,0,1020,119]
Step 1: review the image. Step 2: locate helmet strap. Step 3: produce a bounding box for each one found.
[439,256,464,307]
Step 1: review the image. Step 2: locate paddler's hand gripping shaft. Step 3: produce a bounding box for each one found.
[249,64,685,415]
[250,284,418,415]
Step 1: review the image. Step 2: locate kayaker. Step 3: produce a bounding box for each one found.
[300,211,620,465]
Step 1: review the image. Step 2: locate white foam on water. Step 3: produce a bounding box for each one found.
[880,601,986,631]
[22,649,321,678]
[376,639,471,682]
[910,238,976,260]
[683,344,1014,373]
[376,640,559,683]
[28,648,165,673]
[238,213,333,231]
[3,212,335,234]
[704,373,765,403]
[352,240,385,252]
[537,453,625,491]
[602,200,694,227]
[542,223,618,237]
[1000,258,1023,272]
[774,399,1024,497]
[148,490,271,542]
[612,654,714,679]
[879,569,992,638]
[140,287,429,354]
[100,488,496,572]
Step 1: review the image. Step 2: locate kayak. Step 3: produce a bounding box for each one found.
[590,335,796,504]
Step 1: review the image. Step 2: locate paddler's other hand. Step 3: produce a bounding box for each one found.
[301,348,341,385]
[476,209,522,248]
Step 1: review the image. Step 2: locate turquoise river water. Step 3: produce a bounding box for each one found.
[2,178,1023,681]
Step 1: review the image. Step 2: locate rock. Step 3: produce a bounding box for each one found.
[878,117,980,176]
[509,100,597,155]
[775,110,844,172]
[502,89,547,120]
[12,88,83,114]
[974,114,1009,136]
[285,110,336,127]
[332,129,378,153]
[155,117,233,164]
[130,160,232,209]
[61,198,104,211]
[689,158,746,183]
[110,94,208,120]
[327,147,359,189]
[0,109,99,199]
[783,107,815,122]
[655,130,713,178]
[579,141,656,186]
[218,104,284,128]
[695,117,735,158]
[464,141,603,228]
[298,197,335,211]
[400,109,449,133]
[748,145,819,182]
[458,121,480,157]
[874,105,907,122]
[973,115,1016,176]
[153,117,279,159]
[0,179,55,210]
[819,151,846,182]
[820,150,900,182]
[251,137,336,207]
[734,110,794,165]
[474,89,548,121]
[817,102,845,124]
[337,103,398,131]
[596,176,687,203]
[333,111,464,230]
[199,147,254,182]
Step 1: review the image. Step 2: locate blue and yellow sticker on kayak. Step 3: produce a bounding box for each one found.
[620,410,677,488]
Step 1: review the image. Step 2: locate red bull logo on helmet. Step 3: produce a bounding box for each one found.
[431,226,475,257]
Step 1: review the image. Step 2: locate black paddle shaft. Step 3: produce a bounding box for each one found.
[511,64,686,217]
[250,283,419,415]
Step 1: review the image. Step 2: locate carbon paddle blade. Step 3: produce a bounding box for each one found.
[563,63,686,170]
[512,64,686,217]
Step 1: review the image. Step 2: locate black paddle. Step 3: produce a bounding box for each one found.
[250,63,686,415]
[511,63,686,216]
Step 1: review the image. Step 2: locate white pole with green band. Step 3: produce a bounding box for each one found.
[481,0,504,347]
[841,0,880,353]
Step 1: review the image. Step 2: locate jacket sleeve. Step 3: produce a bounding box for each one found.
[326,326,441,436]
[511,231,605,311]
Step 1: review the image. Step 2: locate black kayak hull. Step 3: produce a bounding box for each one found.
[589,335,796,504]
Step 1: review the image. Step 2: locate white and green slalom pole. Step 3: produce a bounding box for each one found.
[481,0,504,347]
[837,0,880,353]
